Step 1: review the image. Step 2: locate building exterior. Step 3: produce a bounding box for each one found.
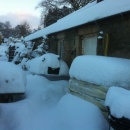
[25,0,130,66]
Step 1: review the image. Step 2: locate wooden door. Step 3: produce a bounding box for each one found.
[82,35,97,55]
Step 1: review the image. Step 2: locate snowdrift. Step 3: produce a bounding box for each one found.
[0,61,26,94]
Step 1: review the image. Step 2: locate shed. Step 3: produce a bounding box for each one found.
[24,0,130,66]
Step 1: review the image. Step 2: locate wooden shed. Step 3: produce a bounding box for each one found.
[24,0,130,67]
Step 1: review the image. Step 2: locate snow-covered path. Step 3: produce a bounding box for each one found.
[0,74,108,130]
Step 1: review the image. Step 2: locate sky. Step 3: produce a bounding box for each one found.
[0,0,42,29]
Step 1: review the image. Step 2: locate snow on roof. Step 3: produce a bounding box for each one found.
[25,0,130,41]
[69,55,130,89]
[0,61,26,94]
[105,86,130,119]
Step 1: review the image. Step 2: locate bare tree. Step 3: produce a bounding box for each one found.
[15,21,31,37]
[36,0,59,14]
[37,0,92,12]
[44,6,72,27]
[59,0,93,10]
[36,0,93,27]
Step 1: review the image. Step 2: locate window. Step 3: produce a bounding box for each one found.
[82,35,97,55]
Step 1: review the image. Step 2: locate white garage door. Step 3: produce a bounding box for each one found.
[82,35,97,55]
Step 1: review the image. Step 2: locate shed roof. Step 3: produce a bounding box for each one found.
[25,0,130,41]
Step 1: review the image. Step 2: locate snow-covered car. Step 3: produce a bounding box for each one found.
[24,53,69,76]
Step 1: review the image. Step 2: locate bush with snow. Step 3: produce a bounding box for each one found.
[12,41,33,64]
[0,45,8,61]
[25,53,69,75]
[12,42,26,63]
[69,55,130,89]
[31,38,49,58]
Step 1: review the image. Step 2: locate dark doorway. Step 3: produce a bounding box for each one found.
[48,67,60,74]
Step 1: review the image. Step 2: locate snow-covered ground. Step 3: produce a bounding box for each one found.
[2,43,130,130]
[0,44,8,61]
[0,72,108,130]
[0,44,109,130]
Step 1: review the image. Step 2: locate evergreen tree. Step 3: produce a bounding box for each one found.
[15,21,31,37]
[4,21,12,29]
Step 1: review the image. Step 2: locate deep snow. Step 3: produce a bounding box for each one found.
[0,61,26,93]
[0,45,109,130]
[1,42,130,130]
[69,55,130,89]
[105,86,130,119]
[0,74,108,130]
